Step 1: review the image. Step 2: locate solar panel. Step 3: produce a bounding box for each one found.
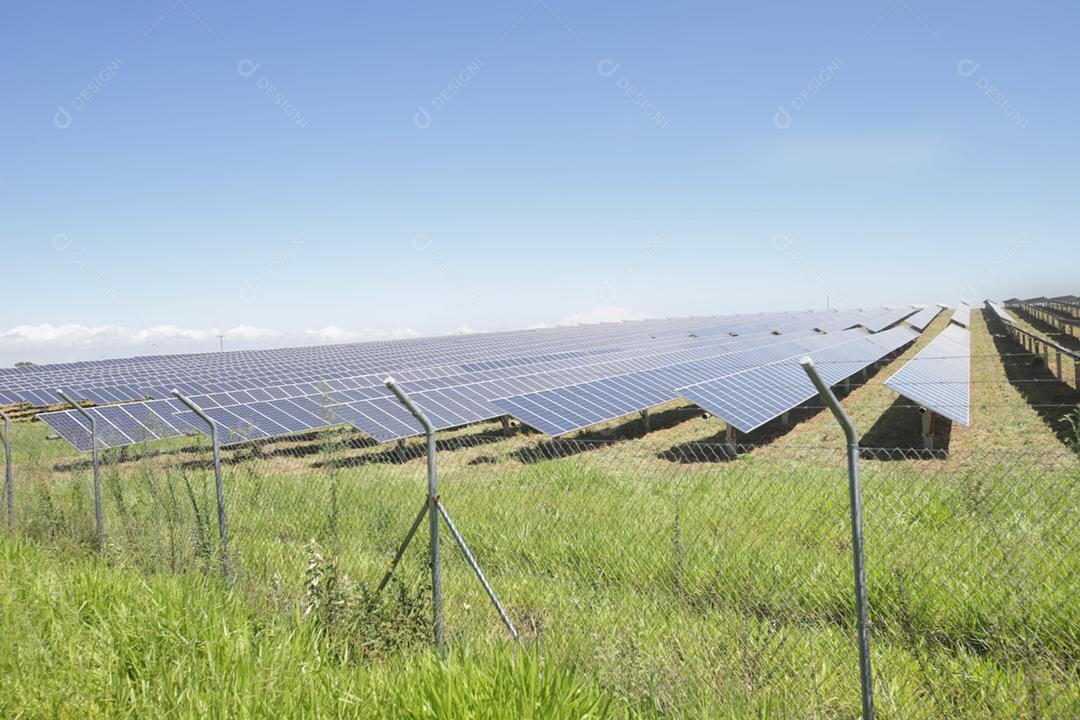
[494,327,919,437]
[33,307,905,450]
[950,304,971,328]
[861,307,919,333]
[883,323,971,426]
[677,326,919,433]
[904,305,943,331]
[985,300,1016,326]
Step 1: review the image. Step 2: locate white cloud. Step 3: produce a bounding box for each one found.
[558,306,650,326]
[0,323,422,364]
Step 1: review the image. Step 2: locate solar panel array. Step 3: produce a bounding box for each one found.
[677,326,919,433]
[884,323,971,426]
[986,300,1016,326]
[13,307,929,451]
[860,307,919,333]
[905,305,943,331]
[950,303,971,328]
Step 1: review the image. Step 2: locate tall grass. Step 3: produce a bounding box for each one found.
[5,421,1079,717]
[0,535,625,719]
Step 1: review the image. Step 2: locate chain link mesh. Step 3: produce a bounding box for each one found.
[6,421,1079,717]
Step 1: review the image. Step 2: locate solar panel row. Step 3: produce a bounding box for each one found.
[2,307,915,408]
[5,313,798,406]
[950,304,971,328]
[905,305,943,331]
[677,326,919,433]
[883,323,971,426]
[31,307,925,451]
[860,307,919,333]
[985,300,1016,325]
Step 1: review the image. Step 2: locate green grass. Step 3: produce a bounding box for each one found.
[4,417,1078,718]
[0,535,626,719]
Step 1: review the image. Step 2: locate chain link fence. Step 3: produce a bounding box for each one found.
[4,418,1078,717]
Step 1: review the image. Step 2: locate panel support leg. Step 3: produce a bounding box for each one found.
[920,408,935,451]
[501,415,512,437]
[639,408,651,432]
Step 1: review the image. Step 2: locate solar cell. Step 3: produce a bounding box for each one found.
[904,306,943,331]
[883,323,971,426]
[861,307,919,333]
[678,326,918,433]
[985,300,1016,326]
[950,304,971,328]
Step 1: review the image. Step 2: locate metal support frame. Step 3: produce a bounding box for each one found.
[800,357,875,720]
[384,378,519,649]
[919,407,935,451]
[724,423,737,457]
[173,390,232,583]
[1,409,12,529]
[57,390,105,551]
[639,408,651,432]
[1055,350,1063,379]
[1075,362,1080,392]
[501,415,513,437]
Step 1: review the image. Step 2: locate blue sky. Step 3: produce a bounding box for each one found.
[1,1,1076,364]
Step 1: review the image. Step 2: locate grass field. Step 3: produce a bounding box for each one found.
[2,310,1079,717]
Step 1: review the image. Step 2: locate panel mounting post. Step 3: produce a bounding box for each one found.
[919,407,935,451]
[640,408,651,432]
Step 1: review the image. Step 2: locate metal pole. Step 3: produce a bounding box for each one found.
[799,357,875,720]
[1,409,11,529]
[58,391,105,551]
[385,377,443,649]
[173,390,232,583]
[376,497,430,593]
[436,499,521,645]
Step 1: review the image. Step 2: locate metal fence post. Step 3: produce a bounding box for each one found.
[1,409,12,529]
[385,377,443,649]
[173,390,232,583]
[800,357,875,720]
[57,391,105,551]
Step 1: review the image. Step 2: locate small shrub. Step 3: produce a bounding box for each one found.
[302,540,429,661]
